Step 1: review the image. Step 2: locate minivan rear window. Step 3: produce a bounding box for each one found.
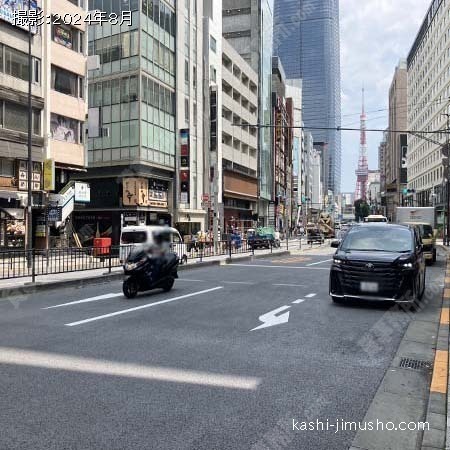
[121,231,147,244]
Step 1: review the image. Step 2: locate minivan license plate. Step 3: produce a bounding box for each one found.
[360,282,379,293]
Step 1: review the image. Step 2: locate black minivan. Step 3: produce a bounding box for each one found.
[329,224,426,305]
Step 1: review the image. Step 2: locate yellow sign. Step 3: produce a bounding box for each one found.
[43,159,55,192]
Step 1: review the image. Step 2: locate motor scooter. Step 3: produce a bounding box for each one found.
[122,248,179,299]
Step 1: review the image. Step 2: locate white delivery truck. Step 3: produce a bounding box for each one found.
[396,207,436,264]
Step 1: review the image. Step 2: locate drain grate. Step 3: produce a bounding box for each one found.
[399,357,433,371]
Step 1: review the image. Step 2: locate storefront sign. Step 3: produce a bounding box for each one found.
[18,160,41,191]
[74,182,91,203]
[46,206,62,223]
[43,159,55,192]
[123,178,149,206]
[179,129,190,205]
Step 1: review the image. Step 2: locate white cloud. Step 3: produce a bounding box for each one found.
[339,0,429,192]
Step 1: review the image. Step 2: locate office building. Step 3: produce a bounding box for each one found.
[80,0,206,244]
[222,0,274,225]
[0,0,88,248]
[407,0,450,226]
[273,0,341,194]
[384,60,407,221]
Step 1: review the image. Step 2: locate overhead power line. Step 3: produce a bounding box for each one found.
[234,123,450,135]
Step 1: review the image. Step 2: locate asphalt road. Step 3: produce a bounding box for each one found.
[0,249,446,450]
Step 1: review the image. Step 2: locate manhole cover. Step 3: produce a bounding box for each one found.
[399,357,433,371]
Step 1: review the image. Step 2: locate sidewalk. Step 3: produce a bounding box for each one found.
[0,245,301,298]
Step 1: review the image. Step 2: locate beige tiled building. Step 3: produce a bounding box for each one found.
[0,0,88,248]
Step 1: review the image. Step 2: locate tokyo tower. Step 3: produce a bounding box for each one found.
[355,88,369,200]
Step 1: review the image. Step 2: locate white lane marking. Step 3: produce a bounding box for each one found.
[43,293,123,310]
[177,279,207,282]
[305,293,317,298]
[307,259,333,266]
[222,281,255,285]
[228,264,329,271]
[292,299,305,304]
[0,347,260,390]
[65,287,224,327]
[273,283,305,287]
[251,306,291,331]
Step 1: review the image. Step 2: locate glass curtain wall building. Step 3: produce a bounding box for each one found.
[273,0,341,194]
[80,0,177,244]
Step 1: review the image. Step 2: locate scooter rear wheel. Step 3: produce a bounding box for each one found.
[163,278,175,292]
[123,279,139,299]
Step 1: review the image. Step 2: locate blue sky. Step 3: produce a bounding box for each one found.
[339,0,430,192]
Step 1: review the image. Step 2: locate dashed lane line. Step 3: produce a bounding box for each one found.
[306,259,333,266]
[227,264,329,271]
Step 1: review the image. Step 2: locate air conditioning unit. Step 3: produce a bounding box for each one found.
[101,127,110,137]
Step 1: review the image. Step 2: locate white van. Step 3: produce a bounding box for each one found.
[120,226,187,264]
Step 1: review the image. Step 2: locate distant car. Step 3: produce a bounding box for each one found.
[364,215,388,223]
[329,224,426,305]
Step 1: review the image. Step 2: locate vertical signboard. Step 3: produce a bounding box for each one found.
[210,87,217,152]
[180,129,190,205]
[43,159,55,192]
[400,134,408,184]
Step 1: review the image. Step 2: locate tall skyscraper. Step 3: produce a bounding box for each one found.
[273,0,341,194]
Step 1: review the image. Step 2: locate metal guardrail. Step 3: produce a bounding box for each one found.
[0,236,321,281]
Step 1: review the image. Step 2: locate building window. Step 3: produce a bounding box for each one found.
[210,36,217,53]
[52,22,84,53]
[51,66,84,98]
[0,159,14,177]
[50,113,80,143]
[1,45,40,84]
[1,101,41,135]
[184,98,189,122]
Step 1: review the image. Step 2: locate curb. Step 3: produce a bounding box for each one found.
[0,250,291,299]
[420,253,449,450]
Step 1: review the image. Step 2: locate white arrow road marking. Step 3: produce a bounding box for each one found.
[305,293,317,298]
[307,259,333,266]
[43,293,123,310]
[292,299,305,304]
[65,287,224,327]
[222,281,255,285]
[251,306,291,331]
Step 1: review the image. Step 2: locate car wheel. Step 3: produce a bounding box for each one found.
[331,295,344,304]
[432,249,437,263]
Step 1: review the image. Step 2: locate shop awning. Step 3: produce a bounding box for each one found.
[0,190,27,205]
[0,208,25,220]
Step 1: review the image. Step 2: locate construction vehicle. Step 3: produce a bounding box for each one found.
[396,207,436,264]
[317,212,335,238]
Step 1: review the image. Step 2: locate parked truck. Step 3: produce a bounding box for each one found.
[396,207,436,264]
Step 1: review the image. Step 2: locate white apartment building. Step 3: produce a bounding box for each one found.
[0,0,88,249]
[407,0,450,223]
[221,38,258,232]
[175,0,206,233]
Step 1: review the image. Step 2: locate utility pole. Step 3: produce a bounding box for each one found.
[26,0,33,268]
[444,112,450,246]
